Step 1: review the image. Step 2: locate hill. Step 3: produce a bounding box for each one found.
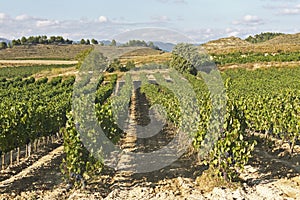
[245,32,285,44]
[202,33,300,54]
[0,44,92,60]
[262,33,300,45]
[203,36,251,48]
[201,36,251,53]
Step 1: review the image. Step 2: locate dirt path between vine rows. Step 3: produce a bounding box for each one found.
[0,145,65,199]
[0,60,77,66]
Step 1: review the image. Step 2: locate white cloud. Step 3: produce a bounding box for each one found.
[279,4,300,14]
[156,0,187,4]
[36,20,59,27]
[281,8,300,14]
[0,12,298,44]
[0,13,8,20]
[16,14,31,21]
[244,15,258,22]
[0,13,8,23]
[98,16,108,23]
[233,15,265,26]
[264,3,300,15]
[173,0,187,4]
[151,15,170,22]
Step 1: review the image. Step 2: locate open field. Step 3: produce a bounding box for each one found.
[0,44,92,60]
[0,60,77,66]
[219,61,300,71]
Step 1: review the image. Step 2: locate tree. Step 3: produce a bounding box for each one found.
[91,39,98,45]
[121,61,135,72]
[0,42,7,49]
[245,32,284,43]
[49,36,56,44]
[106,58,120,72]
[170,43,212,75]
[21,36,27,45]
[86,39,90,45]
[80,39,86,45]
[12,39,21,46]
[65,39,72,44]
[111,39,117,46]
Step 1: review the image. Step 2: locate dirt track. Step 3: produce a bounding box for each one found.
[0,60,78,66]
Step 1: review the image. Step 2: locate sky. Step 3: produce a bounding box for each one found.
[0,0,299,43]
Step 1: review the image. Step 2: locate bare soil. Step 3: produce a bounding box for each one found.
[0,45,92,60]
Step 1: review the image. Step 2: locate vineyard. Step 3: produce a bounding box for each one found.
[0,47,300,199]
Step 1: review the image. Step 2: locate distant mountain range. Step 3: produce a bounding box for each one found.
[152,42,175,52]
[0,38,10,44]
[98,40,176,52]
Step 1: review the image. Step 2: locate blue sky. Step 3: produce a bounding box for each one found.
[0,0,299,43]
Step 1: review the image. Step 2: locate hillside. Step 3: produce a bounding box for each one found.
[119,47,171,65]
[202,33,300,54]
[263,33,300,45]
[201,36,251,53]
[0,44,92,60]
[203,36,251,48]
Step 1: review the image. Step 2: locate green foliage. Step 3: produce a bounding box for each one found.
[63,72,120,183]
[122,61,135,72]
[122,40,160,50]
[0,75,74,152]
[95,74,117,104]
[12,35,73,46]
[61,113,102,184]
[106,58,120,72]
[91,39,98,45]
[111,39,117,46]
[223,67,300,154]
[107,59,136,72]
[49,76,62,86]
[140,69,257,182]
[0,42,7,49]
[212,51,300,66]
[245,32,284,43]
[170,43,212,75]
[80,39,86,45]
[206,100,256,181]
[75,48,94,69]
[0,64,75,79]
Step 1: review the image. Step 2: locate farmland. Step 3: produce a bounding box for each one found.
[0,35,300,199]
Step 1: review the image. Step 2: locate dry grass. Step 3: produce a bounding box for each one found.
[219,61,300,71]
[202,33,300,54]
[33,66,78,80]
[0,60,77,67]
[195,168,240,193]
[0,44,93,60]
[120,52,171,66]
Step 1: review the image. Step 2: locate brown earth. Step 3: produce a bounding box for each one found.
[0,44,92,60]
